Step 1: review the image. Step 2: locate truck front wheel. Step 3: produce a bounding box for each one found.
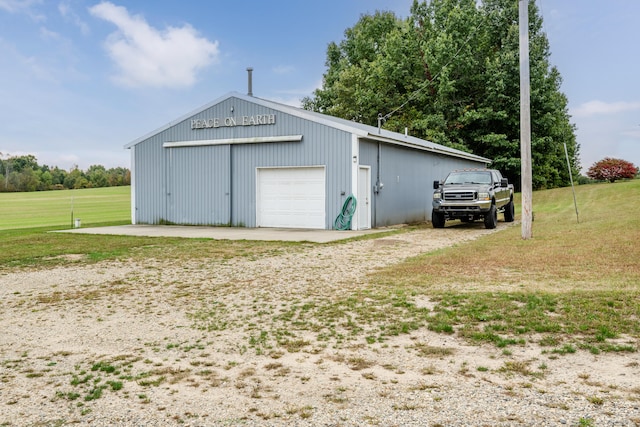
[432,211,446,228]
[484,205,497,229]
[504,200,515,222]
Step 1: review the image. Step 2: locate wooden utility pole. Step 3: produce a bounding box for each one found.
[519,0,533,239]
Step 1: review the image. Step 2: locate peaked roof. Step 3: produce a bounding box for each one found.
[125,91,491,164]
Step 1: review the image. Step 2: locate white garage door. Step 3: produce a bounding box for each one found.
[257,167,326,229]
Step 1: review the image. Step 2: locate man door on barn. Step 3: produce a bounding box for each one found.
[357,166,371,230]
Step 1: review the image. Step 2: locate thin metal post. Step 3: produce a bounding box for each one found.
[564,142,579,223]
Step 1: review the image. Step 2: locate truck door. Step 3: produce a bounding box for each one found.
[493,171,509,205]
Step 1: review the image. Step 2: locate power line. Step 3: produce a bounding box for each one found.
[379,10,485,127]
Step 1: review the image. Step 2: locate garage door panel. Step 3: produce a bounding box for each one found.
[257,167,326,229]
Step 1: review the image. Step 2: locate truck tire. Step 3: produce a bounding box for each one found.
[504,200,515,222]
[432,211,446,228]
[484,205,497,229]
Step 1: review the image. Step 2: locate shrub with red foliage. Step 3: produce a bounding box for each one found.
[586,157,639,182]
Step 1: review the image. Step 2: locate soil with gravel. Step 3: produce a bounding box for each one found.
[1,223,639,426]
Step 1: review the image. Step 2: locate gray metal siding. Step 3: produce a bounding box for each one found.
[132,96,352,228]
[132,141,165,224]
[359,139,486,227]
[229,117,352,228]
[130,94,486,228]
[165,145,230,225]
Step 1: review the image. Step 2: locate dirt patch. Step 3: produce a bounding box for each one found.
[43,253,87,262]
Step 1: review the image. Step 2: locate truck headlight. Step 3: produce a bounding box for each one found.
[433,192,441,200]
[478,192,490,201]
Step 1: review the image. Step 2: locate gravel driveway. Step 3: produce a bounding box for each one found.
[1,223,639,426]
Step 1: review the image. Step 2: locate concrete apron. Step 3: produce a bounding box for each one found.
[56,224,389,243]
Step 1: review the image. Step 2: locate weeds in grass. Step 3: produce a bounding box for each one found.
[55,391,80,401]
[587,395,604,405]
[248,331,270,354]
[91,361,117,374]
[108,381,123,391]
[84,385,106,401]
[412,342,455,357]
[324,389,348,404]
[347,357,375,371]
[578,417,595,426]
[188,301,229,332]
[538,335,560,347]
[410,381,439,391]
[47,355,196,412]
[264,362,283,371]
[552,344,576,355]
[392,402,421,410]
[285,405,314,419]
[279,338,310,353]
[238,368,256,379]
[421,364,439,375]
[499,361,532,376]
[545,401,569,410]
[361,372,377,380]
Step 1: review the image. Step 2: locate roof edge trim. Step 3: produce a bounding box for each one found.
[124,92,243,149]
[363,134,492,164]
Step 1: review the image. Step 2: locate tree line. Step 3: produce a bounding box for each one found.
[0,154,130,192]
[303,0,579,190]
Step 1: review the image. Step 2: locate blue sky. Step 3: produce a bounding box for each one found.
[0,0,638,173]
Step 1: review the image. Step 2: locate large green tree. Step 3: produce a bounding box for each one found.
[303,0,579,190]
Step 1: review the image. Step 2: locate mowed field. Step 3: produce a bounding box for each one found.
[0,186,130,230]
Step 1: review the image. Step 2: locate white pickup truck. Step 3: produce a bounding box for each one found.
[432,169,515,229]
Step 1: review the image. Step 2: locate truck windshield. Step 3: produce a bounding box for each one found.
[444,172,492,185]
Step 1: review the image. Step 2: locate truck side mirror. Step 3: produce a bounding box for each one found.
[501,178,508,188]
[433,180,441,190]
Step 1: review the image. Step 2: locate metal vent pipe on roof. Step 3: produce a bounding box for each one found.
[247,67,253,96]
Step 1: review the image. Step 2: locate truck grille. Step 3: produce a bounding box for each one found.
[443,191,476,201]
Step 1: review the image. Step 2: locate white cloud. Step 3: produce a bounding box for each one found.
[89,1,219,88]
[0,0,39,12]
[0,0,45,21]
[59,2,90,35]
[571,100,640,118]
[0,39,56,83]
[39,26,61,40]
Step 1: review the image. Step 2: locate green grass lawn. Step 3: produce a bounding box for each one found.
[370,179,640,352]
[384,179,640,291]
[0,186,130,230]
